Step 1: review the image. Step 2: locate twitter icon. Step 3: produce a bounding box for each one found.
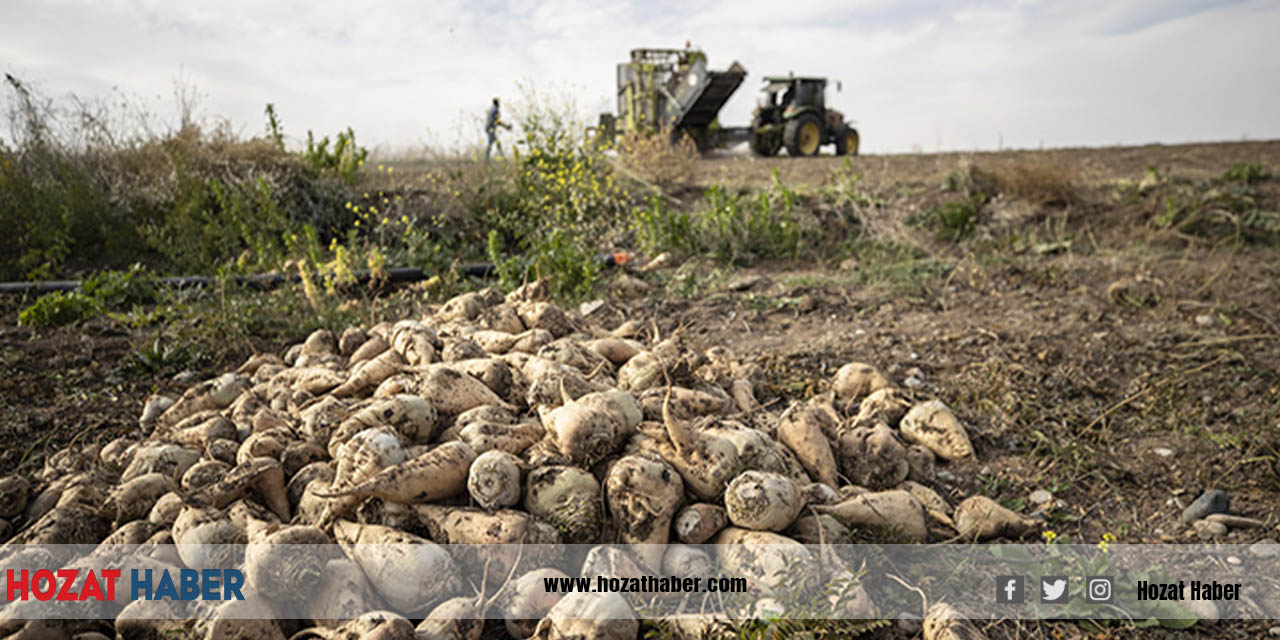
[1040,576,1069,604]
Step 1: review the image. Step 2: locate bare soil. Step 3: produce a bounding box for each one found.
[2,140,1278,639]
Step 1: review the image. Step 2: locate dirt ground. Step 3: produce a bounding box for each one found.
[2,140,1278,639]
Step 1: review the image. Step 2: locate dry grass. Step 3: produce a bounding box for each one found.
[985,157,1084,207]
[614,124,701,189]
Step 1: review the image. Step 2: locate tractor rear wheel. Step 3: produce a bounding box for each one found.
[784,113,823,157]
[835,126,860,156]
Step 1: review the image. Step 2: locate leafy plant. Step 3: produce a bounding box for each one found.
[927,193,987,242]
[17,290,100,327]
[631,172,807,265]
[81,263,158,309]
[303,127,368,185]
[1223,162,1270,184]
[129,335,195,375]
[19,264,162,327]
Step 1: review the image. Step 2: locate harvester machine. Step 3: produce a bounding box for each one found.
[590,47,748,152]
[590,46,859,157]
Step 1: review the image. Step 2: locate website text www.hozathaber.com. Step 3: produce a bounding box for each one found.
[544,575,748,594]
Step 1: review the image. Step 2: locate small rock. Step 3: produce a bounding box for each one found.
[1249,539,1279,558]
[1195,314,1216,327]
[936,470,957,483]
[1194,519,1228,540]
[1181,489,1229,522]
[1205,513,1266,529]
[1152,447,1174,457]
[1183,597,1219,623]
[172,370,198,383]
[613,274,652,299]
[904,376,923,389]
[727,275,764,292]
[1028,489,1053,505]
[639,252,672,271]
[1227,556,1241,565]
[1269,625,1280,637]
[578,299,605,317]
[795,294,817,313]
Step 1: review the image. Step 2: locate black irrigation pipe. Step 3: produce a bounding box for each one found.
[0,252,633,296]
[0,265,495,296]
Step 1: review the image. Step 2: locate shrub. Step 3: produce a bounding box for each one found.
[303,127,368,185]
[631,172,807,265]
[990,158,1081,206]
[81,263,158,309]
[928,193,987,242]
[615,124,700,188]
[1,75,363,280]
[18,263,160,327]
[632,195,693,256]
[18,291,101,327]
[1223,162,1270,184]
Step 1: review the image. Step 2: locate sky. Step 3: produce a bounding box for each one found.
[2,0,1278,155]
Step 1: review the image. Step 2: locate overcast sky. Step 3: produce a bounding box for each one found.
[3,0,1278,155]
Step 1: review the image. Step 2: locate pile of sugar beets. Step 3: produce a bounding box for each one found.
[0,282,1043,640]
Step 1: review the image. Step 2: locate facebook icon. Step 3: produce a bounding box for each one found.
[996,575,1025,604]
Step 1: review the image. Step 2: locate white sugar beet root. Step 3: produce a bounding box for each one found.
[605,454,683,570]
[776,405,840,487]
[317,441,476,510]
[723,471,804,532]
[814,489,929,542]
[332,520,461,615]
[522,465,602,543]
[467,449,523,510]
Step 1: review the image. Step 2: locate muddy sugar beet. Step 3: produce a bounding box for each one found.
[0,283,1003,637]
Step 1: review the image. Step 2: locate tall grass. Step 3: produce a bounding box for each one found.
[0,74,358,280]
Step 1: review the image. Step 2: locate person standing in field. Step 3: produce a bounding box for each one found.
[485,97,512,162]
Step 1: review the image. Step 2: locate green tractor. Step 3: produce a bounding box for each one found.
[749,76,859,157]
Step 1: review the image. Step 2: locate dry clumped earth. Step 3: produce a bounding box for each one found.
[1,140,1278,640]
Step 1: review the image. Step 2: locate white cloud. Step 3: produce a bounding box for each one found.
[1,0,1277,154]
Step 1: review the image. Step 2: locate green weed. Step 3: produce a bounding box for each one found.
[631,172,808,265]
[840,240,949,292]
[1223,162,1270,184]
[17,291,100,327]
[921,193,987,242]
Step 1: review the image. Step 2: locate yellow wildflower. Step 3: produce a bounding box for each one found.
[1098,532,1116,551]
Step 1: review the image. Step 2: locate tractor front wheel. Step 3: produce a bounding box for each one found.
[750,129,782,157]
[835,126,860,156]
[784,113,823,157]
